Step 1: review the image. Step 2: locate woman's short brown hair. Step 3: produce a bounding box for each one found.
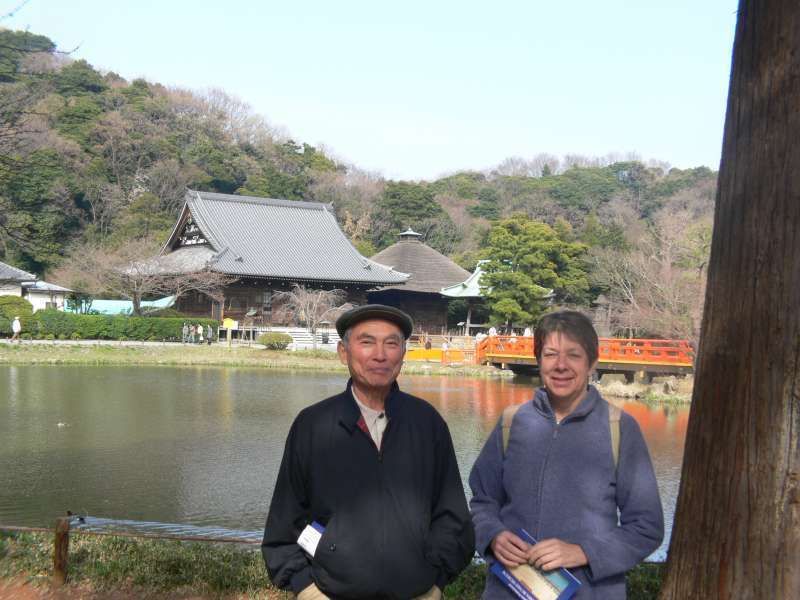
[534,310,599,366]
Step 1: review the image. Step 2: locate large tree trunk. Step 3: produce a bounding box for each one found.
[659,1,800,598]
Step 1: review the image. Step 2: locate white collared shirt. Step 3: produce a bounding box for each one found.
[352,389,388,449]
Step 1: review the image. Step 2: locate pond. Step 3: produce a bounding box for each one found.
[0,365,687,560]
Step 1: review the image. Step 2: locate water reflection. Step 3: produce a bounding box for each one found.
[0,366,685,560]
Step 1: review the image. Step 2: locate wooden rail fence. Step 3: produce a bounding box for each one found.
[0,518,259,587]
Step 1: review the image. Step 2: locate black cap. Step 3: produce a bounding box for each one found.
[336,304,414,339]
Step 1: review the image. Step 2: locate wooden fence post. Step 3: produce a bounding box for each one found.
[53,516,70,586]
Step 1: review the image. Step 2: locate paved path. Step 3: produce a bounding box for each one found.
[1,339,207,347]
[0,339,337,352]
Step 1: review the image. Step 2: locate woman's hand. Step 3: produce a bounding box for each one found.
[490,530,531,568]
[527,538,588,570]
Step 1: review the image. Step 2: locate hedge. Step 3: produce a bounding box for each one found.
[18,310,219,341]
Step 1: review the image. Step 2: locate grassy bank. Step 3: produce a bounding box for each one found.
[0,531,663,599]
[0,343,510,378]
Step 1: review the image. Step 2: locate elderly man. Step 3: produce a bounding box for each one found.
[263,305,474,600]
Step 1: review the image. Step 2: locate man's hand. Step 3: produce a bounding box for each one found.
[526,538,588,571]
[297,582,329,600]
[490,530,531,568]
[412,585,442,599]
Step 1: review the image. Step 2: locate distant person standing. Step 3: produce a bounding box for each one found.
[189,324,196,344]
[10,316,22,342]
[182,322,189,343]
[488,326,497,337]
[197,323,204,344]
[206,325,214,345]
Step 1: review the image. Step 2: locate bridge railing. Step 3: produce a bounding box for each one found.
[474,335,534,364]
[474,335,694,367]
[440,348,476,365]
[598,338,694,365]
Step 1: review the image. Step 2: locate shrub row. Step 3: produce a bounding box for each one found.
[7,309,218,341]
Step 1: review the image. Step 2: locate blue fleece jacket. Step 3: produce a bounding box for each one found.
[469,386,664,599]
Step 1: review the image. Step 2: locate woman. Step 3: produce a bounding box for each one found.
[469,310,663,599]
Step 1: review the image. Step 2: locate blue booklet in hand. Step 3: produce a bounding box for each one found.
[489,529,581,600]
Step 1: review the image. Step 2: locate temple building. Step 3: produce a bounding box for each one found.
[153,190,409,323]
[440,260,489,334]
[368,229,471,333]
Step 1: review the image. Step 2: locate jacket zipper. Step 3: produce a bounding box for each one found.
[535,418,559,539]
[378,420,391,594]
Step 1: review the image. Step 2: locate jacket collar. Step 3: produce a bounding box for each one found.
[339,378,402,433]
[532,384,600,423]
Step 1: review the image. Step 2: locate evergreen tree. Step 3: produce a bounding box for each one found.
[480,216,589,326]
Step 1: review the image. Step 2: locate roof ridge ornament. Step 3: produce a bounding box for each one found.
[398,228,422,240]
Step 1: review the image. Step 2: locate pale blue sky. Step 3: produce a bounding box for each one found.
[4,0,738,180]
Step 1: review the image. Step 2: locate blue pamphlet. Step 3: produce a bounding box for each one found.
[310,521,325,534]
[490,529,581,600]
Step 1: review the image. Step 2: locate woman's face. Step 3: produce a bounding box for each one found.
[539,331,596,407]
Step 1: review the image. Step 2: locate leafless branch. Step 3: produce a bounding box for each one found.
[273,284,348,349]
[50,237,236,316]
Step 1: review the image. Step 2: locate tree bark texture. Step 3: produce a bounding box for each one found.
[659,1,800,598]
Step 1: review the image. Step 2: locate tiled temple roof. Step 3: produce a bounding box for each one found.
[159,190,409,286]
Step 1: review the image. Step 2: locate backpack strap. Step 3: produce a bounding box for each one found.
[501,404,523,455]
[502,400,622,468]
[608,403,622,470]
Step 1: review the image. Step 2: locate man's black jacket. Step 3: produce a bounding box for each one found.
[262,380,475,599]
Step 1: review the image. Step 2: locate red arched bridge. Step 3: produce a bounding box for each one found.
[449,336,694,381]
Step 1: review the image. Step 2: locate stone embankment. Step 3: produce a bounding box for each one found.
[596,374,694,403]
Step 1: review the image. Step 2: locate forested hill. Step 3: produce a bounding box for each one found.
[0,30,716,339]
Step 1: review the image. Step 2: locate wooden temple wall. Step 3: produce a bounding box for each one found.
[366,289,449,334]
[175,279,370,324]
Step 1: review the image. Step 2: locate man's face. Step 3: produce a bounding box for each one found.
[338,319,405,394]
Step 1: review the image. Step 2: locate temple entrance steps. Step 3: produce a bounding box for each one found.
[264,326,341,351]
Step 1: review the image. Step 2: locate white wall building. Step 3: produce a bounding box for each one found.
[0,260,72,311]
[22,280,72,311]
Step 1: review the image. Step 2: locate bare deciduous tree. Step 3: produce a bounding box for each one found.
[589,206,710,342]
[203,87,281,148]
[340,209,373,243]
[493,156,534,177]
[273,284,347,349]
[311,168,384,220]
[436,192,479,253]
[492,153,562,178]
[50,237,234,316]
[143,159,202,212]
